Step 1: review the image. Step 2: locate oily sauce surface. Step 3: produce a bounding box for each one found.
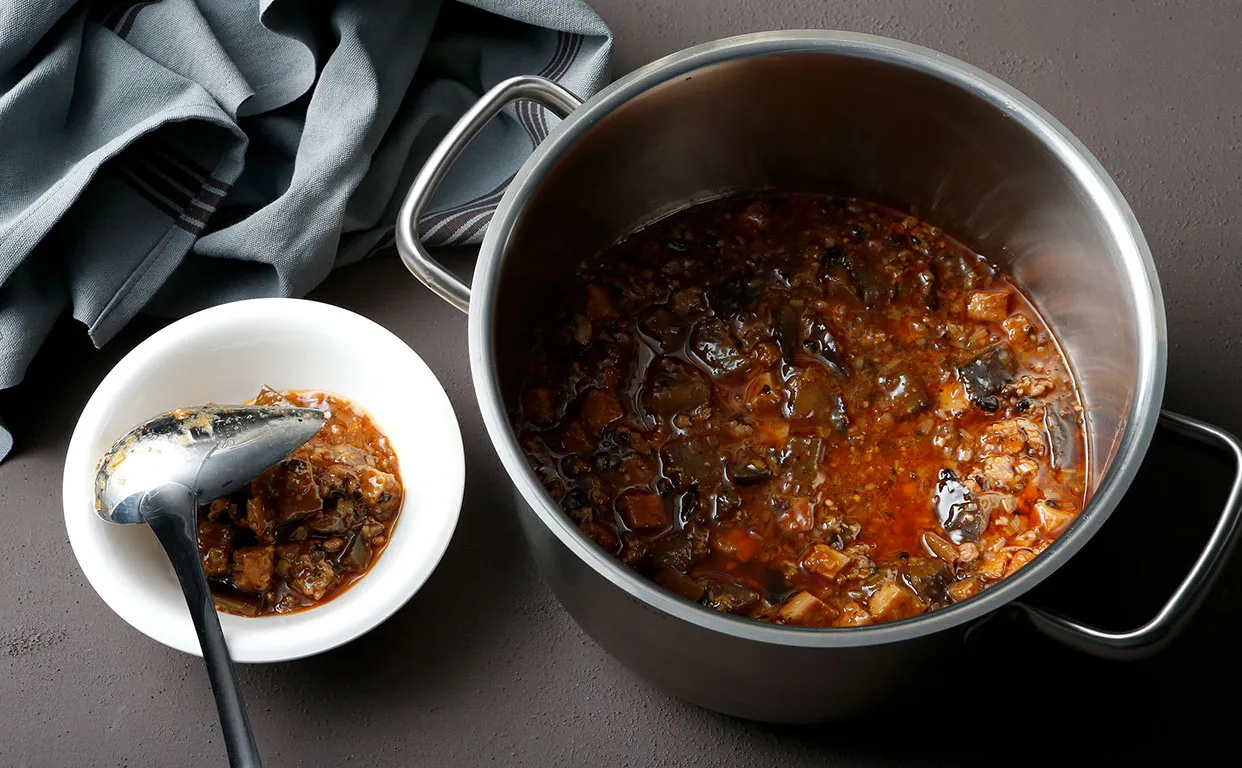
[517,193,1087,627]
[197,388,403,616]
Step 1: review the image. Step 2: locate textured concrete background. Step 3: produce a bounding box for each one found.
[2,1,1240,765]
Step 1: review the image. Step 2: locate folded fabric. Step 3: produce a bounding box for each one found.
[0,0,612,460]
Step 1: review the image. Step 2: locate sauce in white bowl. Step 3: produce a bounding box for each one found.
[63,298,464,662]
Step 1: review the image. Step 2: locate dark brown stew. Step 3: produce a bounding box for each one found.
[517,193,1087,627]
[197,387,403,616]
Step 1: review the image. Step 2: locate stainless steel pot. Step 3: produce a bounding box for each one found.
[396,31,1242,722]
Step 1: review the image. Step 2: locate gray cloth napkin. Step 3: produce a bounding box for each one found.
[0,0,612,460]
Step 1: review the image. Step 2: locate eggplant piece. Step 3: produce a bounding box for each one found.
[648,531,696,571]
[206,497,235,522]
[210,585,264,618]
[933,468,988,544]
[620,532,650,568]
[781,435,825,487]
[702,581,760,614]
[877,372,931,420]
[690,317,749,376]
[338,532,372,573]
[896,266,937,309]
[638,307,689,352]
[715,486,742,518]
[785,366,849,432]
[900,557,953,604]
[580,521,621,554]
[846,253,892,309]
[804,317,847,376]
[522,387,558,426]
[709,276,764,318]
[772,303,803,363]
[958,345,1018,408]
[1044,406,1077,469]
[644,357,712,419]
[662,437,724,490]
[821,263,862,304]
[771,304,847,376]
[727,453,771,484]
[654,568,706,602]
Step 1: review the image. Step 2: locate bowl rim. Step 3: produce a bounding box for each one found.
[62,297,465,662]
[469,30,1167,648]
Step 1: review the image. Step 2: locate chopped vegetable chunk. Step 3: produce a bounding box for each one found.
[232,545,275,594]
[617,491,668,530]
[802,544,852,580]
[581,389,624,437]
[966,290,1010,322]
[868,581,923,621]
[778,591,835,625]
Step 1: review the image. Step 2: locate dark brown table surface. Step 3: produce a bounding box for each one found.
[3,1,1240,765]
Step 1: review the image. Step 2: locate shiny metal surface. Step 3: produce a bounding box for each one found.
[395,76,582,312]
[412,31,1190,720]
[95,405,325,525]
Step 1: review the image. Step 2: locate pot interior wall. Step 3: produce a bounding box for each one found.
[493,52,1146,490]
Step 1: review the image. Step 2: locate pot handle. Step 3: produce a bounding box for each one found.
[394,76,583,313]
[1010,409,1242,659]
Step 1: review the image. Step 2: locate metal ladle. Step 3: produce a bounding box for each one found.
[94,405,326,768]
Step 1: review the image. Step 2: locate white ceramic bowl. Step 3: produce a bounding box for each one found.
[63,298,464,662]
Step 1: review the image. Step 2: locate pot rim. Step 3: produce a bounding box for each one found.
[469,30,1167,648]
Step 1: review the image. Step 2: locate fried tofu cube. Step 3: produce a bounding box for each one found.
[197,521,235,578]
[755,419,790,447]
[937,381,971,417]
[1005,549,1036,577]
[289,559,335,601]
[966,290,1010,323]
[522,387,557,426]
[617,491,668,530]
[976,550,1009,580]
[231,545,275,593]
[833,600,873,627]
[711,527,761,562]
[581,389,624,437]
[1034,500,1074,534]
[946,577,980,603]
[867,580,924,621]
[586,284,619,320]
[206,497,234,521]
[802,543,852,580]
[780,497,815,534]
[778,590,835,625]
[244,495,272,537]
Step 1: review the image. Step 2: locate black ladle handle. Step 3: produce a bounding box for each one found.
[142,483,262,768]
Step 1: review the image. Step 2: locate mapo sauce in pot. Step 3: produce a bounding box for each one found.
[516,193,1086,627]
